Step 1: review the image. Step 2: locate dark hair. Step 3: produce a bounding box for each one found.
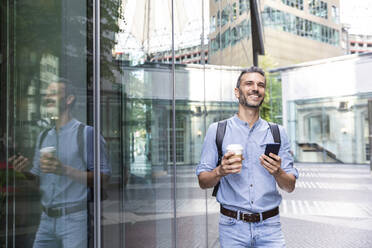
[54,77,77,107]
[236,66,266,88]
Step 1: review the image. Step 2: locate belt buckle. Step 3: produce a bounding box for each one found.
[241,212,260,223]
[48,207,63,218]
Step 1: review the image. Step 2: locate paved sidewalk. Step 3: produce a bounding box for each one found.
[101,163,372,247]
[281,163,372,248]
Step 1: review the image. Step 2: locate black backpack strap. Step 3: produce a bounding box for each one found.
[77,123,86,164]
[38,128,52,149]
[212,120,227,197]
[268,122,281,144]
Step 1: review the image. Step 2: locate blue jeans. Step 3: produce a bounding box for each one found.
[33,210,88,248]
[219,213,286,248]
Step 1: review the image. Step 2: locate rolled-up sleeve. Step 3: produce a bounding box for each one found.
[30,133,42,176]
[196,123,219,176]
[278,126,299,179]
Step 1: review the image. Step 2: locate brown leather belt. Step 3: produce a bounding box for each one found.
[220,206,279,223]
[42,204,86,218]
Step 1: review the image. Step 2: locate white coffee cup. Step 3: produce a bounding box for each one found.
[226,144,243,156]
[40,146,56,157]
[226,144,244,170]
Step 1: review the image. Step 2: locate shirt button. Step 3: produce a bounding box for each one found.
[250,184,253,187]
[251,201,254,204]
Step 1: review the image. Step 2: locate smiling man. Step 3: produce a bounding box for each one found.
[196,66,298,248]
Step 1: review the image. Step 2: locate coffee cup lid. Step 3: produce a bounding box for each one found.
[226,144,243,151]
[40,146,56,154]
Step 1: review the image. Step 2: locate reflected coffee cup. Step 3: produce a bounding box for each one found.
[226,144,243,170]
[40,146,56,157]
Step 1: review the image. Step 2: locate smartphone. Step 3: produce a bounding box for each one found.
[264,143,281,158]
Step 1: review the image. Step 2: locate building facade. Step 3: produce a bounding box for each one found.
[148,45,209,64]
[271,53,372,164]
[349,33,372,55]
[209,0,343,67]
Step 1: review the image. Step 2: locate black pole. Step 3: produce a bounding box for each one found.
[250,0,264,66]
[253,52,258,66]
[368,100,372,172]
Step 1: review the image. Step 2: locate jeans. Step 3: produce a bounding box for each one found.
[219,213,286,248]
[33,210,88,248]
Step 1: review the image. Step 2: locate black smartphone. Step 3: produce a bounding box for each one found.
[264,143,280,158]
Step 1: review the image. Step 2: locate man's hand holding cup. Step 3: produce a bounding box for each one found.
[40,147,65,175]
[217,144,244,177]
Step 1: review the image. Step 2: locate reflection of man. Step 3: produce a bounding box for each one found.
[10,79,111,248]
[196,66,298,247]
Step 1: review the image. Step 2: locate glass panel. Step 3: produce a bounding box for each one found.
[292,97,370,164]
[102,0,174,246]
[1,0,93,247]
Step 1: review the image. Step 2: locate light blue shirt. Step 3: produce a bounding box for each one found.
[30,119,111,208]
[196,115,298,213]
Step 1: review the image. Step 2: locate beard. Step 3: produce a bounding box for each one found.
[238,88,264,108]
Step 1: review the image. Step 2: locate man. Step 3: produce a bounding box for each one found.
[10,78,111,248]
[196,66,298,247]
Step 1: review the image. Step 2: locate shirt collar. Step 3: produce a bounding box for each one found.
[233,114,263,130]
[53,118,78,132]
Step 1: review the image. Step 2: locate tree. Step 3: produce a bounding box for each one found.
[259,55,282,124]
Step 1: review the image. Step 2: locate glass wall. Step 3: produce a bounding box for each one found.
[1,0,244,247]
[288,95,372,164]
[262,6,339,46]
[1,0,95,247]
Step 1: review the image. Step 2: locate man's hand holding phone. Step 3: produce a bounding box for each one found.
[260,144,282,176]
[9,154,30,172]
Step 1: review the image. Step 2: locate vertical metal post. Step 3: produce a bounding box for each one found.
[93,0,101,247]
[201,2,209,247]
[171,0,177,247]
[368,100,372,172]
[5,1,10,245]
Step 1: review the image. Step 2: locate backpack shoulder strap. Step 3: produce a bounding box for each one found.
[216,120,227,162]
[212,120,227,197]
[38,128,52,149]
[77,123,86,164]
[268,122,281,144]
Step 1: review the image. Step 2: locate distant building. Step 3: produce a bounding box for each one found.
[209,0,343,67]
[149,44,209,64]
[349,34,372,55]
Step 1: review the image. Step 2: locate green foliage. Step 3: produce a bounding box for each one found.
[259,55,283,124]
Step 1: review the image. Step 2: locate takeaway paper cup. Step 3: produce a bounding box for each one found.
[226,144,243,171]
[40,146,56,156]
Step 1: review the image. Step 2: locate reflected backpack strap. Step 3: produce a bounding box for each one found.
[77,123,86,164]
[38,128,52,149]
[268,122,281,144]
[212,120,227,197]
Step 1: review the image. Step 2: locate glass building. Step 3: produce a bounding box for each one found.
[271,52,372,164]
[0,0,254,247]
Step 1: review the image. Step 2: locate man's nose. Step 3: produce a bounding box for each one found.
[251,82,258,90]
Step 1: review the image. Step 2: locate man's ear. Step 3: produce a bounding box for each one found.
[66,95,75,106]
[234,87,240,99]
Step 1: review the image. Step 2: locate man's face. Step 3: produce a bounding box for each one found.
[234,72,266,108]
[43,82,67,119]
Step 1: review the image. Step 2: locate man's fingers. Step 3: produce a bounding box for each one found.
[269,153,280,161]
[223,151,235,159]
[8,155,16,162]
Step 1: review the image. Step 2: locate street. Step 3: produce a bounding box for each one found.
[102,163,372,247]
